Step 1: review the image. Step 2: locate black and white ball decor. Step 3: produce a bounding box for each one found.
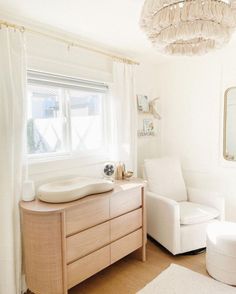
[103,162,115,179]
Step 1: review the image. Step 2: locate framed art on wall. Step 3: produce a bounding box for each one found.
[137,95,149,112]
[143,119,154,132]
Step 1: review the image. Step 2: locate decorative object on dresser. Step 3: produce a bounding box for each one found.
[20,179,146,294]
[123,170,134,179]
[115,162,134,180]
[115,162,125,180]
[22,180,35,202]
[103,162,116,179]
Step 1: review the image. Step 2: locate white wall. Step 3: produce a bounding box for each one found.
[155,44,236,221]
[24,32,160,185]
[136,62,161,176]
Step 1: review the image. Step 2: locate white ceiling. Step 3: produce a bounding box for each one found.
[1,0,236,64]
[0,0,169,63]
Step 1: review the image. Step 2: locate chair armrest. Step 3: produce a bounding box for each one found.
[147,191,179,207]
[146,191,181,254]
[187,187,225,220]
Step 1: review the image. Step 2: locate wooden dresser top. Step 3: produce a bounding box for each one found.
[20,179,146,214]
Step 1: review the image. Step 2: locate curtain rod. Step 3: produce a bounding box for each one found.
[0,20,140,65]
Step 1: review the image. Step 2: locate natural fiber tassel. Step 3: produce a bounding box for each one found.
[140,0,236,55]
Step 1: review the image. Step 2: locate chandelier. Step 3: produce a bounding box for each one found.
[139,0,236,55]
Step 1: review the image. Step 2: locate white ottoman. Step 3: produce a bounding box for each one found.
[206,221,236,285]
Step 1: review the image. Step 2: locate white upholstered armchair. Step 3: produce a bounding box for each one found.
[144,157,224,255]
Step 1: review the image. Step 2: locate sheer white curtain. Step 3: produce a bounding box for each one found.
[0,27,27,294]
[110,61,138,174]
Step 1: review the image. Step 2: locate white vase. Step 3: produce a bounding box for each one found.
[22,180,35,202]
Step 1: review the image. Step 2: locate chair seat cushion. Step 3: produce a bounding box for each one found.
[179,201,220,225]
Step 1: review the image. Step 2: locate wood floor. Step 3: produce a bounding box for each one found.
[69,238,207,294]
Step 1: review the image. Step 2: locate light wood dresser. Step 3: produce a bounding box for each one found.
[20,179,146,294]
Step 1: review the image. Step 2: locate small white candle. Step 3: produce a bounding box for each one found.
[22,180,35,202]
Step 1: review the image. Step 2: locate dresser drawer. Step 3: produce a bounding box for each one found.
[111,208,142,242]
[67,245,110,289]
[66,221,110,263]
[110,229,142,264]
[65,196,109,235]
[110,187,142,218]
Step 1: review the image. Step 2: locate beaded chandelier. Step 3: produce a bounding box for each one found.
[139,0,236,55]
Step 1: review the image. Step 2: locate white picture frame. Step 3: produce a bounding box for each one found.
[143,118,154,132]
[137,95,149,112]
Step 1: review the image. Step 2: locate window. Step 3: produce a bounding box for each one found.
[27,71,109,159]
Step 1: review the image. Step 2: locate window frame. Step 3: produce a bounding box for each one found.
[27,70,110,163]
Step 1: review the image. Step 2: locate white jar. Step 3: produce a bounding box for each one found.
[22,180,35,201]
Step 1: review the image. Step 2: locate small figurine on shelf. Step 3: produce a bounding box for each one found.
[149,97,161,119]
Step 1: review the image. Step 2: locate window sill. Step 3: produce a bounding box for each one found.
[28,152,110,176]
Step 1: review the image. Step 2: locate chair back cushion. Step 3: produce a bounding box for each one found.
[144,157,188,202]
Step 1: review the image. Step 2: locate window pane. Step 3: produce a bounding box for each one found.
[69,90,104,152]
[27,85,65,155]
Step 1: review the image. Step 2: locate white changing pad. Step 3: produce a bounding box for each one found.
[37,177,114,203]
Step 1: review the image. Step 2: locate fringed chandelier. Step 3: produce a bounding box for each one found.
[139,0,236,55]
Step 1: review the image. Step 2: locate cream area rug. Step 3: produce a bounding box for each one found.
[137,264,236,294]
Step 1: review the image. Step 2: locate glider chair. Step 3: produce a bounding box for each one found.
[144,157,224,255]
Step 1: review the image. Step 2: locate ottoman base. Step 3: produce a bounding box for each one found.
[206,221,236,286]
